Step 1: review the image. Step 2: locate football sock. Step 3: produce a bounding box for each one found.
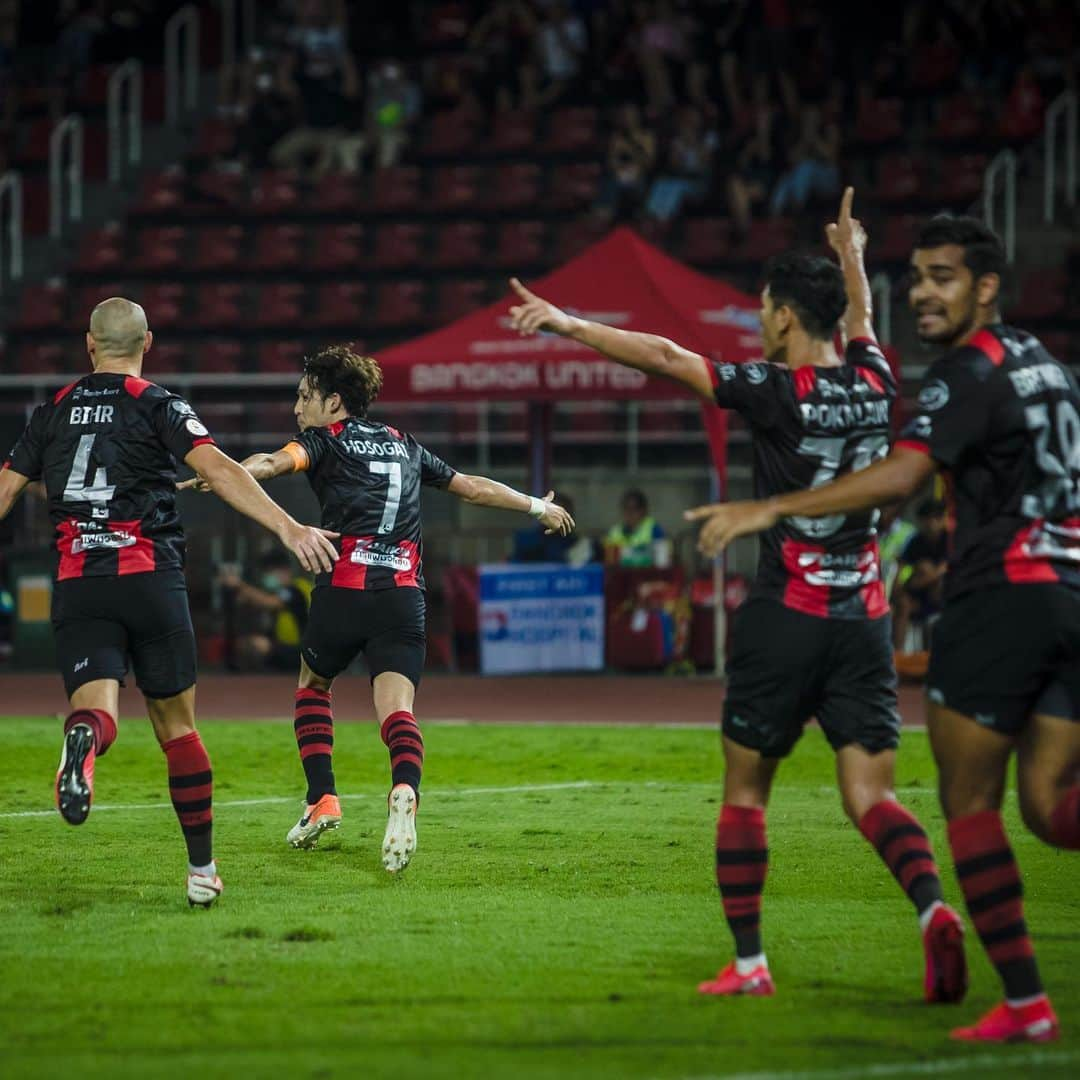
[715,804,768,959]
[294,688,337,805]
[380,710,424,794]
[164,731,214,868]
[735,953,768,976]
[948,810,1043,1001]
[64,708,117,756]
[188,861,216,878]
[859,799,944,915]
[1048,786,1080,849]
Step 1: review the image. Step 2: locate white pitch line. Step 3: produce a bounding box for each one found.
[683,1047,1080,1080]
[0,780,604,820]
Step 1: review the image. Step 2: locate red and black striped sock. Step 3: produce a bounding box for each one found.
[380,710,423,795]
[859,799,944,915]
[948,810,1043,1000]
[1048,786,1080,849]
[64,708,117,756]
[294,688,336,805]
[163,731,213,868]
[715,804,768,959]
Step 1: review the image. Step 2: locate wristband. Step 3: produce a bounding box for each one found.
[527,496,546,519]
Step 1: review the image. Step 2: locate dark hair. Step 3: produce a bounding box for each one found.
[763,253,847,340]
[621,488,647,512]
[913,214,1006,282]
[303,344,383,416]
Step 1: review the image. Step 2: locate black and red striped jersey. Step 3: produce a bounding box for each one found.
[711,339,896,619]
[2,373,215,581]
[288,416,456,591]
[898,324,1080,601]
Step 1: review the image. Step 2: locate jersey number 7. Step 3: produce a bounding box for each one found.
[369,460,402,534]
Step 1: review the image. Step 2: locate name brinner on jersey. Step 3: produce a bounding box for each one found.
[350,538,413,572]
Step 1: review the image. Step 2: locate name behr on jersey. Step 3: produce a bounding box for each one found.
[343,439,409,459]
[800,399,890,431]
[69,406,115,425]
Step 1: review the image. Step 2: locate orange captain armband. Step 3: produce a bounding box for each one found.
[281,442,309,473]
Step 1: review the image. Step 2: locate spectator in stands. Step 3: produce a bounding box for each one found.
[594,104,656,223]
[233,47,300,171]
[725,93,777,239]
[632,0,692,114]
[220,551,313,672]
[365,59,422,169]
[511,493,599,566]
[270,0,360,178]
[468,0,537,112]
[53,0,105,103]
[644,104,716,222]
[605,489,667,568]
[533,0,587,106]
[768,102,839,217]
[892,499,949,651]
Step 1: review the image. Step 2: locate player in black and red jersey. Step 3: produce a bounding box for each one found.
[0,298,339,907]
[689,210,1080,1043]
[183,345,573,872]
[508,190,965,1003]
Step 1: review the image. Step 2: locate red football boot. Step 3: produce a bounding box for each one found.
[923,903,968,1003]
[698,961,775,996]
[951,998,1059,1043]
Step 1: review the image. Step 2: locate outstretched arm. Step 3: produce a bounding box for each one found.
[447,473,575,536]
[0,466,31,521]
[825,186,875,346]
[179,445,304,491]
[685,446,936,556]
[184,444,338,573]
[507,277,716,401]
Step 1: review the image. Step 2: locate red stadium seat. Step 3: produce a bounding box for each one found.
[193,282,245,329]
[193,170,245,208]
[419,109,479,157]
[371,166,422,213]
[680,218,731,265]
[15,342,67,374]
[250,224,306,271]
[908,41,960,93]
[309,223,366,271]
[932,95,984,143]
[1012,270,1067,320]
[192,225,245,271]
[312,173,361,213]
[373,281,428,329]
[855,98,904,143]
[491,221,547,268]
[875,153,924,205]
[542,107,598,153]
[936,154,987,204]
[372,223,426,270]
[132,226,186,271]
[488,110,537,155]
[12,283,65,331]
[197,340,246,373]
[133,170,184,213]
[734,219,794,260]
[313,282,370,328]
[149,342,188,370]
[429,166,484,213]
[250,170,301,215]
[547,163,601,210]
[192,118,237,159]
[15,117,52,165]
[258,340,307,373]
[551,219,609,264]
[434,279,488,324]
[137,283,186,329]
[73,226,125,273]
[490,163,542,212]
[431,221,488,270]
[77,64,112,108]
[254,283,307,329]
[879,214,922,262]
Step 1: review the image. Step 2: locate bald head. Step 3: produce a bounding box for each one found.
[88,297,150,364]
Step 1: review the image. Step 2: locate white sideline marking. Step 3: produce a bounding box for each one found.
[686,1048,1079,1080]
[0,780,603,820]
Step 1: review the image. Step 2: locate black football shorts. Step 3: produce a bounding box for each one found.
[51,569,197,699]
[301,585,426,686]
[928,583,1080,735]
[723,596,901,758]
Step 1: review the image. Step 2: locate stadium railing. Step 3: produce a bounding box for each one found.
[107,60,144,185]
[0,172,22,295]
[49,116,83,241]
[1044,90,1078,224]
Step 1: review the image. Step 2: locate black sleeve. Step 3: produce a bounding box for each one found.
[845,337,898,400]
[152,393,217,461]
[417,441,456,489]
[292,427,331,472]
[4,403,49,479]
[898,351,994,467]
[709,361,792,427]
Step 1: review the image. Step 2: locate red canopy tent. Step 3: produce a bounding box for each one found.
[376,226,763,491]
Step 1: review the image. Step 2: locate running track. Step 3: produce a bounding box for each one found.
[0,673,929,727]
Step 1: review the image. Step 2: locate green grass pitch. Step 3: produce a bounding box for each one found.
[0,716,1077,1080]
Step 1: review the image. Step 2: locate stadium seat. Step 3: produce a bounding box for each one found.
[254,283,307,329]
[434,279,488,324]
[879,214,922,262]
[77,64,112,108]
[12,283,65,331]
[1012,270,1067,320]
[192,282,245,329]
[734,219,794,260]
[489,163,542,212]
[312,173,361,213]
[936,154,987,204]
[193,170,246,210]
[192,118,238,160]
[542,107,598,153]
[250,224,306,271]
[932,95,984,143]
[855,97,904,143]
[908,41,960,93]
[14,116,52,165]
[133,170,184,214]
[132,226,186,271]
[487,109,537,155]
[313,282,369,328]
[875,153,925,205]
[309,223,366,272]
[15,342,67,373]
[137,282,186,329]
[491,221,547,269]
[198,339,246,373]
[419,109,479,158]
[373,281,428,329]
[547,163,601,210]
[551,219,609,264]
[431,221,488,270]
[429,165,485,214]
[371,166,422,213]
[250,170,301,216]
[372,223,426,270]
[192,225,245,271]
[680,218,731,265]
[149,342,188,370]
[73,226,126,273]
[258,340,307,373]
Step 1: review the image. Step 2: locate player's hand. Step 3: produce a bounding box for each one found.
[684,500,780,557]
[825,187,867,257]
[281,522,340,574]
[537,489,575,536]
[177,475,212,493]
[508,278,577,337]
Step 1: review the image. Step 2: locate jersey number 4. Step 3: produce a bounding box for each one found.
[63,434,115,511]
[369,460,402,534]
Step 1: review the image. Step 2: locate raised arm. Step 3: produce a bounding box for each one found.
[179,445,303,491]
[0,465,31,521]
[825,187,875,346]
[507,277,715,401]
[184,444,338,573]
[447,473,575,536]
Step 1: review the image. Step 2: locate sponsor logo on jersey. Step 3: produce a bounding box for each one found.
[71,530,136,553]
[717,364,737,382]
[743,362,768,385]
[74,658,89,672]
[185,418,209,437]
[917,379,950,411]
[171,399,196,417]
[797,548,879,588]
[349,540,413,571]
